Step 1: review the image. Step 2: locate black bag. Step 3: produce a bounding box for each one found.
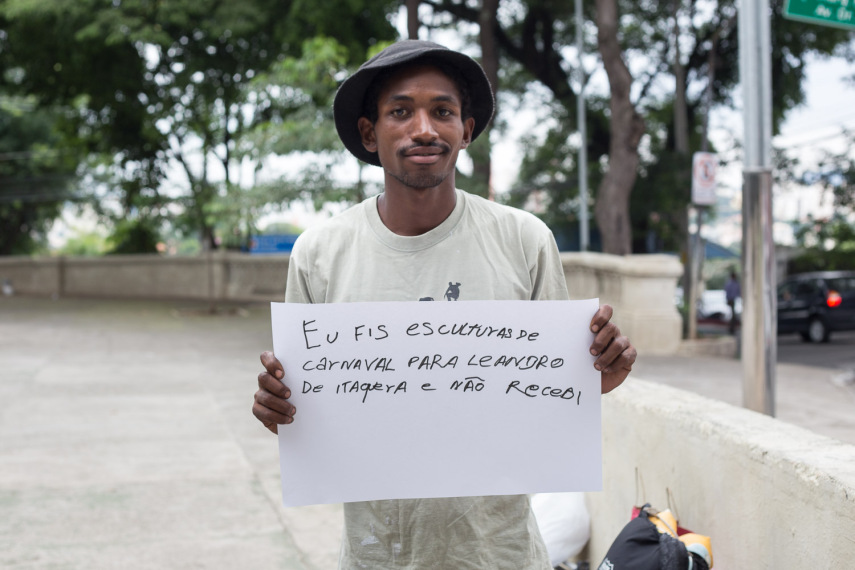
[596,506,711,570]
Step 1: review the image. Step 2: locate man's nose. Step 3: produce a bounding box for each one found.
[410,109,437,143]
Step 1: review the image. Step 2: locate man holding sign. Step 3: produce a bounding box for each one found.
[252,40,636,569]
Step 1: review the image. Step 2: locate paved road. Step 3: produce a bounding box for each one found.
[699,318,855,371]
[777,330,855,370]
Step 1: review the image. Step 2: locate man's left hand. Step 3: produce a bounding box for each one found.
[589,304,636,394]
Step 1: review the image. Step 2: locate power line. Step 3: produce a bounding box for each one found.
[774,126,854,150]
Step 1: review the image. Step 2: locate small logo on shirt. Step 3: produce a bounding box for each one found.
[444,282,461,301]
[417,282,462,301]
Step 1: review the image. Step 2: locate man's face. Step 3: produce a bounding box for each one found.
[358,65,475,190]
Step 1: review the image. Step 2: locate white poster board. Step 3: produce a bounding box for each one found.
[271,299,602,507]
[692,151,718,205]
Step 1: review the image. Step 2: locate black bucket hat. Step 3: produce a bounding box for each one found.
[333,40,495,166]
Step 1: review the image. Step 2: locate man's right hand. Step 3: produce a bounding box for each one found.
[252,351,296,434]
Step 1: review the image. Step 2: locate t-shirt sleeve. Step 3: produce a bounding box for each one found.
[530,228,570,301]
[284,235,316,304]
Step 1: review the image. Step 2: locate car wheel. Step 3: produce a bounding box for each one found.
[807,318,830,343]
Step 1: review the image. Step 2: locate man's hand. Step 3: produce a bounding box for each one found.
[589,305,636,394]
[252,351,296,434]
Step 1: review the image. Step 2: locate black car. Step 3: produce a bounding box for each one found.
[777,271,855,343]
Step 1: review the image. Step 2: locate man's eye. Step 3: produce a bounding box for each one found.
[391,108,407,117]
[437,108,453,117]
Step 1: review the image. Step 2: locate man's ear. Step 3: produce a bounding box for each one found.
[460,117,475,149]
[358,117,377,153]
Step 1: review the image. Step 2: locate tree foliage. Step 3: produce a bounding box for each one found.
[1,0,396,251]
[625,0,853,254]
[205,36,386,250]
[816,135,855,214]
[785,129,855,272]
[430,0,853,253]
[0,96,79,254]
[788,214,855,272]
[2,0,853,257]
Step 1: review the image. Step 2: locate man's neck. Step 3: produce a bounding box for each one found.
[377,181,457,236]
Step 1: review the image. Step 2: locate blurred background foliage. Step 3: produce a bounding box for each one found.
[0,0,852,265]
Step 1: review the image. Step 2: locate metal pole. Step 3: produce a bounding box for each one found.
[688,207,705,340]
[576,0,589,252]
[739,0,776,415]
[742,170,776,415]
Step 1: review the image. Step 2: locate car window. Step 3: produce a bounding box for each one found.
[794,280,820,297]
[778,283,794,301]
[828,277,855,292]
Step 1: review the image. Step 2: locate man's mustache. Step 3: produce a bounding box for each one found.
[399,142,451,156]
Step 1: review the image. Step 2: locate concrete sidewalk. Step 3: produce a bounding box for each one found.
[0,297,342,570]
[2,297,853,568]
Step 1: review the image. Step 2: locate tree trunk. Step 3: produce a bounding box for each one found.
[475,0,499,200]
[595,0,644,255]
[406,0,420,39]
[672,0,689,156]
[672,0,692,318]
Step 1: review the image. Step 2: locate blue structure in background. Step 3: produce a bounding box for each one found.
[249,234,300,255]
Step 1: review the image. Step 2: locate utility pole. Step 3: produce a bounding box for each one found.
[739,0,776,415]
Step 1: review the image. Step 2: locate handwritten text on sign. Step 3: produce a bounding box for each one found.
[272,299,602,507]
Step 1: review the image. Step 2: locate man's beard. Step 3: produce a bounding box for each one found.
[388,170,450,189]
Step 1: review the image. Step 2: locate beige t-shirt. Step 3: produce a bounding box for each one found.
[285,189,568,569]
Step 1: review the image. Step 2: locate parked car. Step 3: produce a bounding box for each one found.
[777,271,855,343]
[673,287,742,321]
[699,289,742,321]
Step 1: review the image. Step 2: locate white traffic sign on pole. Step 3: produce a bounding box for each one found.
[692,152,718,205]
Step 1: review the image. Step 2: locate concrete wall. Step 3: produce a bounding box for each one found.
[0,254,290,303]
[589,378,855,568]
[562,252,683,355]
[1,254,683,354]
[0,256,63,296]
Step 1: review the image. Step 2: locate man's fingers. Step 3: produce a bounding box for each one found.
[587,304,637,394]
[590,304,614,333]
[622,345,638,370]
[595,337,634,372]
[252,401,292,425]
[251,401,289,434]
[255,351,293,434]
[260,350,284,379]
[590,321,619,357]
[258,370,291,398]
[254,387,296,418]
[252,388,296,435]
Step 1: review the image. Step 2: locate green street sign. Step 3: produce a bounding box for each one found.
[784,0,855,29]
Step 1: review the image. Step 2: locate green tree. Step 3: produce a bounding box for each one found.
[816,135,855,213]
[1,0,397,251]
[208,36,386,250]
[785,132,855,272]
[57,229,107,256]
[0,96,79,255]
[424,0,853,254]
[789,214,855,272]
